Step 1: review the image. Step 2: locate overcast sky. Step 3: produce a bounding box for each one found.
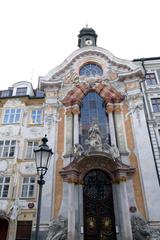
[0,0,160,90]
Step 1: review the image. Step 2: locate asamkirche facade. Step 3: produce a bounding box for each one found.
[1,27,160,240]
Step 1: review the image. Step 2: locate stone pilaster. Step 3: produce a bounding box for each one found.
[8,221,17,240]
[68,183,76,240]
[113,176,132,239]
[114,104,128,153]
[72,105,80,145]
[106,103,116,145]
[65,108,73,154]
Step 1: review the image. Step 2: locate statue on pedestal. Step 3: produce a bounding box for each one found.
[8,198,22,221]
[85,124,102,151]
[131,215,160,240]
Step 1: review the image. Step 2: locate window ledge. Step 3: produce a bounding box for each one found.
[28,123,43,127]
[2,123,20,125]
[19,197,36,200]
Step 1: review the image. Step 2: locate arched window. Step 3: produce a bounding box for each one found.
[79,63,103,77]
[79,92,110,149]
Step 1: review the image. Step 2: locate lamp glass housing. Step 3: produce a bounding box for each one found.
[34,136,53,177]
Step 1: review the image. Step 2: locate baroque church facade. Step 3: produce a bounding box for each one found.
[0,27,160,240]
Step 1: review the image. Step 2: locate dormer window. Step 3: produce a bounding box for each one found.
[79,63,103,77]
[16,87,27,96]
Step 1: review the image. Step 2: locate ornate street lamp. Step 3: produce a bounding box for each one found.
[34,135,53,240]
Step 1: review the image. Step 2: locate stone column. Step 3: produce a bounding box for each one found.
[8,220,17,240]
[72,105,80,145]
[106,103,116,145]
[68,182,76,240]
[113,176,132,240]
[78,184,84,240]
[65,108,73,155]
[114,104,128,153]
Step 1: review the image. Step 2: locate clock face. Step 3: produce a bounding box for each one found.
[85,39,93,46]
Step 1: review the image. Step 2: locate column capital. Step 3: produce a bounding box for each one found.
[114,104,122,113]
[65,108,72,116]
[106,103,114,113]
[72,105,80,115]
[112,175,127,184]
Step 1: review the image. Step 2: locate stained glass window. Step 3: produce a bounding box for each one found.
[79,92,110,149]
[79,63,103,77]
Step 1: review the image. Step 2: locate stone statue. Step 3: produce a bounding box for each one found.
[73,144,84,158]
[85,124,102,151]
[110,144,120,161]
[102,141,120,161]
[46,216,67,240]
[8,198,22,221]
[131,215,160,240]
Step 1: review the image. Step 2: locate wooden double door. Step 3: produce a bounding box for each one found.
[83,170,117,240]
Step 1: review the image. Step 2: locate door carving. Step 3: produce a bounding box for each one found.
[83,170,116,240]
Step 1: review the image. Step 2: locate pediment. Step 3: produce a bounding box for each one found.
[39,46,144,89]
[61,82,124,107]
[60,152,135,184]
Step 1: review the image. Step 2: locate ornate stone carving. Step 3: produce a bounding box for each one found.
[114,104,122,113]
[71,105,80,115]
[73,144,84,159]
[109,144,120,161]
[0,210,9,220]
[61,82,124,107]
[65,108,72,116]
[85,124,103,151]
[0,160,8,173]
[4,99,25,107]
[124,92,144,121]
[45,113,61,124]
[106,103,114,113]
[60,153,135,185]
[8,198,22,221]
[19,163,36,174]
[64,69,79,84]
[46,215,67,240]
[131,215,160,240]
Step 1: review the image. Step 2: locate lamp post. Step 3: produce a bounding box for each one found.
[34,135,53,240]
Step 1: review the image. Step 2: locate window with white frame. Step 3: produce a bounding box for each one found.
[0,176,10,198]
[0,140,16,158]
[151,98,160,112]
[3,108,21,124]
[145,73,157,85]
[21,176,36,198]
[26,140,39,159]
[16,87,27,96]
[31,109,42,124]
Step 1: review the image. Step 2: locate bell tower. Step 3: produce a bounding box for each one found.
[78,26,98,48]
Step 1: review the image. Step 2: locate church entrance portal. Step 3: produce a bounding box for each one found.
[0,218,9,240]
[83,170,116,240]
